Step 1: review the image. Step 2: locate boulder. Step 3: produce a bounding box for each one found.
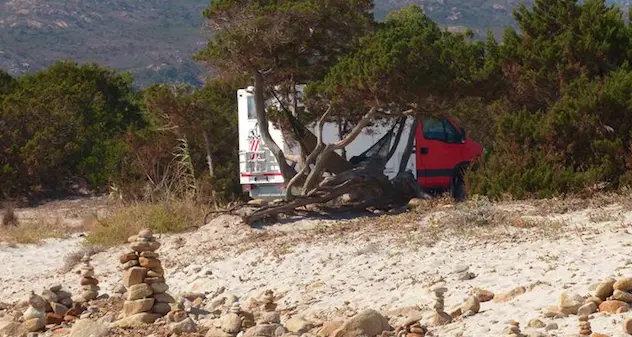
[614,278,632,292]
[594,277,616,300]
[115,313,160,328]
[599,300,629,314]
[170,317,198,335]
[332,310,391,337]
[317,321,343,337]
[69,319,110,337]
[559,292,583,315]
[285,317,313,334]
[493,286,526,303]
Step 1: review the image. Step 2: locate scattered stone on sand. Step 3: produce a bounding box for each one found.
[545,322,558,331]
[459,296,480,316]
[526,319,545,329]
[503,320,524,337]
[599,300,629,314]
[470,288,494,303]
[285,316,314,334]
[559,292,583,315]
[332,309,391,337]
[624,317,632,334]
[594,277,616,300]
[170,317,198,335]
[577,301,597,316]
[494,286,527,303]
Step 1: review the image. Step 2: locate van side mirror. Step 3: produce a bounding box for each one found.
[460,127,467,143]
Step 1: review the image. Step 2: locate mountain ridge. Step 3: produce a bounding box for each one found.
[1,0,629,87]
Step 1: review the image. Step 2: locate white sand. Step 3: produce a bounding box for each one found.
[2,199,632,336]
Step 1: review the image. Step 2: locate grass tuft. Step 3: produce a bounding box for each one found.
[85,201,208,247]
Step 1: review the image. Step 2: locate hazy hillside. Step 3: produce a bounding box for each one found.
[1,0,629,87]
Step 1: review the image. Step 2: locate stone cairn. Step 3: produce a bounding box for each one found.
[73,253,100,303]
[395,320,427,337]
[578,315,592,336]
[257,290,280,325]
[119,229,174,322]
[41,284,81,325]
[22,291,47,333]
[431,286,452,326]
[207,302,244,337]
[503,320,525,337]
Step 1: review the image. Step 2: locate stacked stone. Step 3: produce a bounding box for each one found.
[207,302,244,337]
[21,292,46,333]
[257,290,280,324]
[395,320,427,337]
[73,254,99,303]
[41,285,74,325]
[503,321,525,337]
[578,315,592,336]
[431,286,452,326]
[120,229,174,322]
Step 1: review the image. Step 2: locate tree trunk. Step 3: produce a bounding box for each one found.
[253,71,297,183]
[202,130,218,209]
[385,117,407,163]
[399,116,419,173]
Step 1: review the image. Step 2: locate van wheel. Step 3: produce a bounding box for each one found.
[450,168,467,202]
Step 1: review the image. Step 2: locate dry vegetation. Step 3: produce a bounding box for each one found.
[85,201,210,247]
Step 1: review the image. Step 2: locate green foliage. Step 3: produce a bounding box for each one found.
[0,61,143,198]
[465,0,632,198]
[112,79,242,203]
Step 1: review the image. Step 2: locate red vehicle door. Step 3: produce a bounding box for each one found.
[415,116,469,189]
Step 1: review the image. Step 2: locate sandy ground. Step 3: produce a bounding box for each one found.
[2,196,632,336]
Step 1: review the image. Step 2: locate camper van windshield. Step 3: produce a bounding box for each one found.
[247,96,256,119]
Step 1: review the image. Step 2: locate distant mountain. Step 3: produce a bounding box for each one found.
[1,0,629,87]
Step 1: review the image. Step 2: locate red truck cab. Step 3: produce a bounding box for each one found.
[415,116,483,199]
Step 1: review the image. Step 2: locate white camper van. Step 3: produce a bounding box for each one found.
[237,86,416,200]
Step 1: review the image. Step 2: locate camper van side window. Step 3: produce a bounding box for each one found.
[247,95,257,119]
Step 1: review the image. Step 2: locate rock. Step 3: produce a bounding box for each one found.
[41,289,58,303]
[599,300,629,313]
[22,318,45,332]
[332,310,390,337]
[115,313,160,328]
[0,321,27,337]
[80,277,99,286]
[127,283,153,301]
[594,278,616,300]
[526,319,545,329]
[407,198,425,209]
[577,302,597,316]
[123,267,147,288]
[460,296,480,314]
[221,313,242,333]
[248,199,268,207]
[544,322,558,331]
[585,296,603,306]
[615,277,632,292]
[542,305,567,318]
[259,311,281,324]
[46,313,63,325]
[60,297,74,307]
[457,271,476,281]
[50,302,68,317]
[140,251,158,258]
[69,319,110,337]
[318,321,343,337]
[559,292,584,315]
[431,311,452,326]
[153,293,175,303]
[624,318,632,335]
[123,298,155,316]
[139,257,161,269]
[493,286,526,303]
[120,252,138,264]
[131,241,160,252]
[113,283,126,294]
[285,317,313,334]
[150,282,169,294]
[613,289,632,303]
[243,324,281,337]
[471,288,494,303]
[151,303,171,315]
[170,317,198,334]
[147,270,164,278]
[205,328,233,337]
[23,306,45,320]
[28,292,47,309]
[138,229,153,238]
